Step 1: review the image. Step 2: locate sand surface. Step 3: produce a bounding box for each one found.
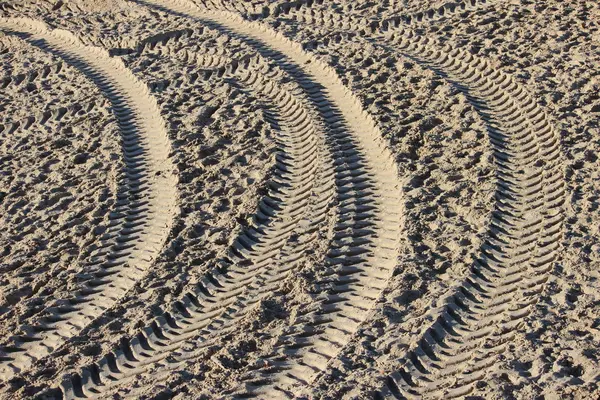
[0,0,599,399]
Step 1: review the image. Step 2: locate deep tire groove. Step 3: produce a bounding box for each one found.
[0,18,176,381]
[375,31,564,399]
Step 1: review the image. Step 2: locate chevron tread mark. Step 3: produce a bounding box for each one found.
[375,30,564,400]
[61,48,336,399]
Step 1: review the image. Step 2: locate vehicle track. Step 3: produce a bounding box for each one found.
[176,6,564,397]
[136,2,404,397]
[62,46,336,399]
[373,30,564,399]
[263,13,564,397]
[0,1,566,399]
[59,0,403,397]
[1,2,564,399]
[0,18,176,381]
[143,35,401,399]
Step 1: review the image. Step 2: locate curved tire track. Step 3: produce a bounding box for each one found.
[62,47,335,399]
[142,2,403,398]
[209,12,564,397]
[0,18,176,381]
[375,31,564,399]
[60,0,403,397]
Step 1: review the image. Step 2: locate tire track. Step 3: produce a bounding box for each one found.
[62,48,335,399]
[272,16,563,398]
[140,2,403,397]
[0,18,176,381]
[60,0,403,397]
[374,31,564,399]
[242,22,564,398]
[207,15,563,397]
[183,7,564,397]
[135,28,334,272]
[239,0,500,37]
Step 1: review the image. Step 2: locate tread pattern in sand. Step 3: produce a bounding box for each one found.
[157,11,402,397]
[0,18,176,381]
[376,30,565,399]
[0,0,579,399]
[62,38,336,400]
[273,13,565,398]
[197,6,565,397]
[59,0,403,398]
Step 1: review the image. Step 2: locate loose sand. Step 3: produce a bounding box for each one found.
[0,0,599,399]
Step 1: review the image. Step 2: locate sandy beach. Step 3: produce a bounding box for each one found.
[0,0,599,399]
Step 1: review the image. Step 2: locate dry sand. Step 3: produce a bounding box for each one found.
[0,0,599,399]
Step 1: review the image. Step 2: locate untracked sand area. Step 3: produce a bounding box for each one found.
[0,0,599,399]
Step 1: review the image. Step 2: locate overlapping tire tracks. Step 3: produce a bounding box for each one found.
[216,3,565,397]
[0,18,176,381]
[62,45,337,400]
[0,1,566,398]
[58,0,403,398]
[258,7,565,397]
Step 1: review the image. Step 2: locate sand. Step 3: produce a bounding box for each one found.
[0,0,598,399]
